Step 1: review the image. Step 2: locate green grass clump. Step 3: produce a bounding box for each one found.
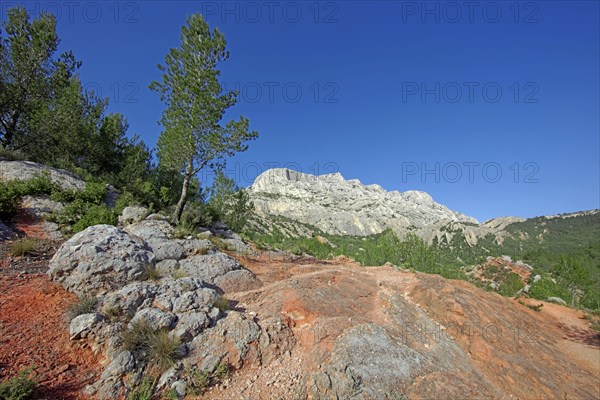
[9,238,37,256]
[0,367,37,400]
[127,376,156,400]
[65,295,97,321]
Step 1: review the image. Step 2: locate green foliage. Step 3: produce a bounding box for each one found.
[150,13,258,223]
[71,205,117,233]
[184,362,229,396]
[0,173,56,218]
[208,171,253,232]
[529,275,573,305]
[127,377,156,400]
[9,238,37,256]
[0,367,37,400]
[65,295,97,321]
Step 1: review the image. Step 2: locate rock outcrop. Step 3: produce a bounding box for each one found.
[48,225,154,296]
[248,168,479,239]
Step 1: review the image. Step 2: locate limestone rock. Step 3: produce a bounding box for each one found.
[69,313,100,340]
[118,206,149,225]
[48,225,154,296]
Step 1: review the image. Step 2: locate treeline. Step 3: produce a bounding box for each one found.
[0,7,254,232]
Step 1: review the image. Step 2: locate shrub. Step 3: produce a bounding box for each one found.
[148,329,181,370]
[9,238,37,256]
[0,367,37,400]
[127,376,156,400]
[71,205,118,233]
[65,295,97,321]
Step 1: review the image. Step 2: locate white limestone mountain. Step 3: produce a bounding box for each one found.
[247,168,516,244]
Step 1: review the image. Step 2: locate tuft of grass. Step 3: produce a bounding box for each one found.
[65,295,97,321]
[148,329,181,370]
[213,296,230,312]
[121,321,181,371]
[122,319,155,353]
[9,238,37,257]
[0,366,37,400]
[161,388,179,400]
[184,362,229,396]
[144,264,161,281]
[102,305,124,322]
[127,376,156,400]
[172,269,188,279]
[185,367,210,396]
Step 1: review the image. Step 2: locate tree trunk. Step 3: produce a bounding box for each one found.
[173,161,194,224]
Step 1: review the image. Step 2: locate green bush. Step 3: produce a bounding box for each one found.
[0,173,56,218]
[529,276,573,304]
[0,367,37,400]
[72,204,117,233]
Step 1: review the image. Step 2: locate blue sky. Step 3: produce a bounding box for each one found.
[2,1,598,222]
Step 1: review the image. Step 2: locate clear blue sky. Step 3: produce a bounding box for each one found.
[2,1,598,222]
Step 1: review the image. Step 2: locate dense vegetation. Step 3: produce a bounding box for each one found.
[0,7,253,233]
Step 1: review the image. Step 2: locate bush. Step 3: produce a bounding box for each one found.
[9,238,37,256]
[71,205,118,233]
[65,295,97,321]
[127,376,156,400]
[0,367,37,400]
[0,173,56,218]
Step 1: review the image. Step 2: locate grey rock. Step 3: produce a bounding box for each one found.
[157,366,178,389]
[125,219,174,241]
[21,195,64,218]
[118,206,149,225]
[69,313,100,340]
[533,274,542,283]
[146,213,169,221]
[178,252,243,284]
[48,225,154,296]
[0,160,85,191]
[146,238,184,261]
[249,168,478,239]
[156,259,179,275]
[129,307,177,330]
[545,297,567,306]
[0,220,14,241]
[101,350,135,379]
[176,311,210,338]
[171,380,187,397]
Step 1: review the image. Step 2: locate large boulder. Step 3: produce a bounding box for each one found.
[0,160,85,191]
[0,221,14,241]
[178,252,261,291]
[48,225,154,296]
[118,206,149,225]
